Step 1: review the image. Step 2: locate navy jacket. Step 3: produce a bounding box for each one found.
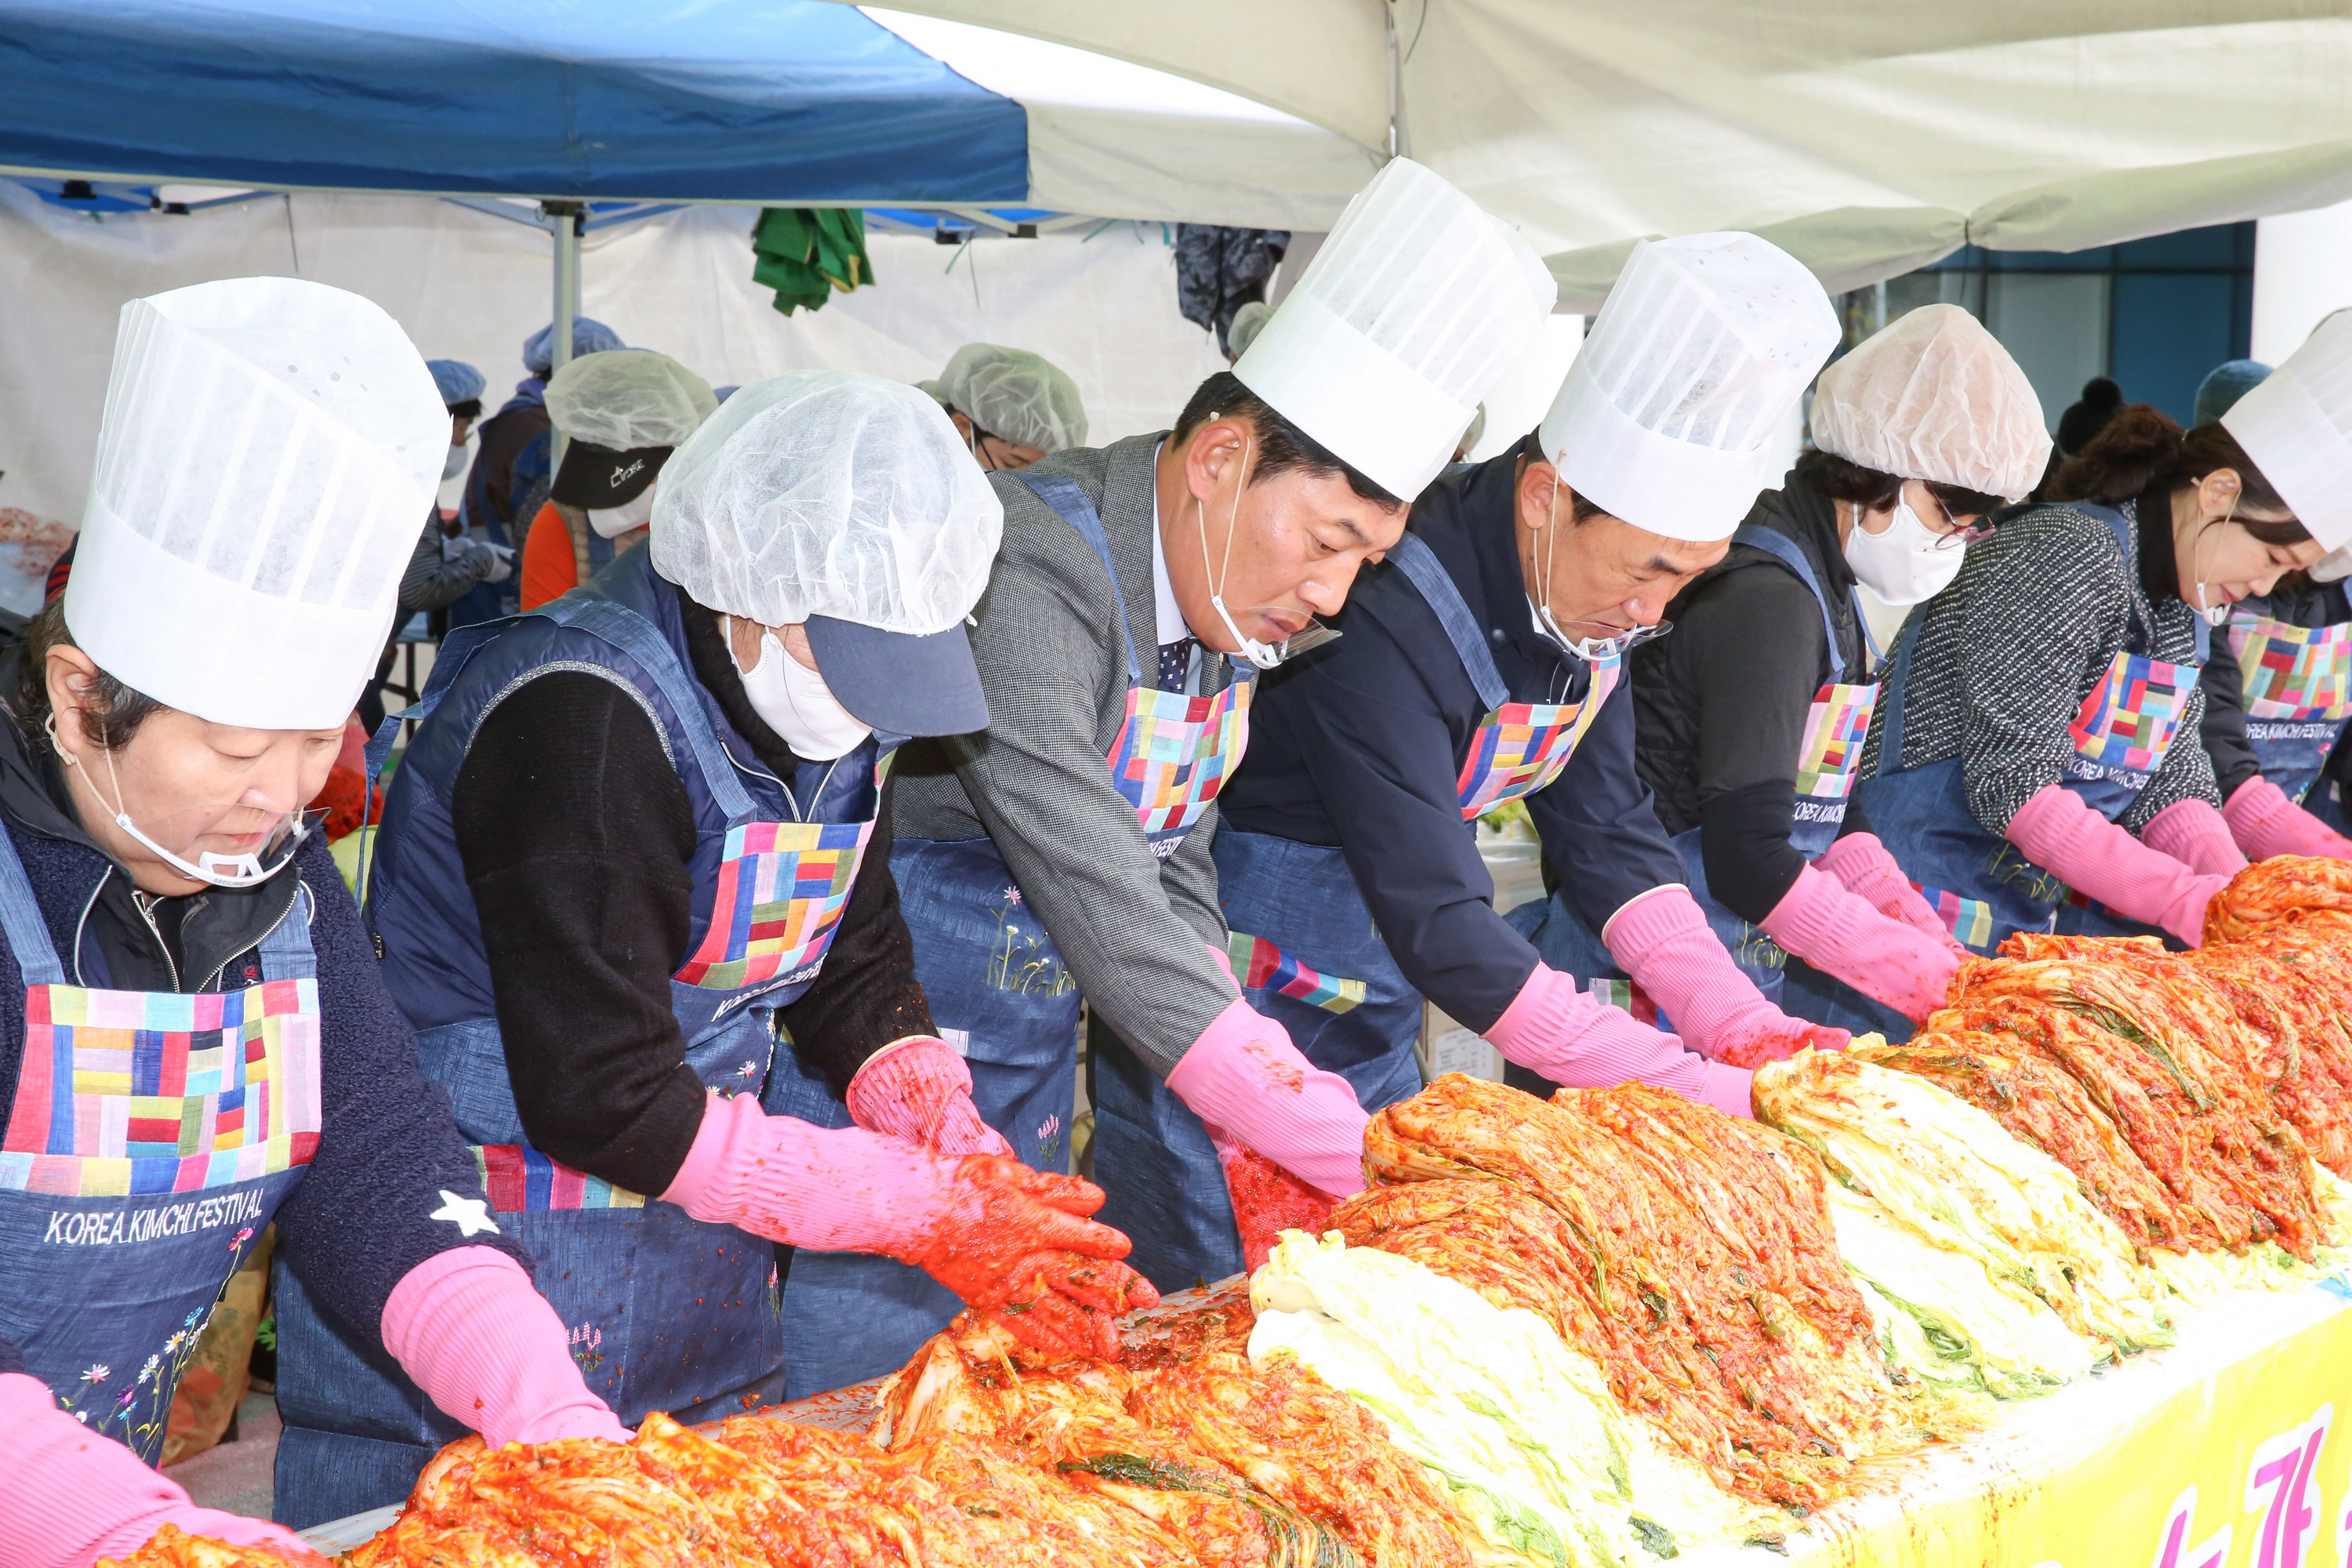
[1221,439,1686,1031]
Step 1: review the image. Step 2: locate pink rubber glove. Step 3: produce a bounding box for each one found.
[2141,797,2252,877]
[845,1036,1016,1159]
[1163,999,1370,1200]
[379,1247,630,1448]
[2003,784,2229,947]
[663,1094,1156,1359]
[2222,776,2352,863]
[0,1373,321,1568]
[1486,961,1755,1117]
[1757,863,1962,1022]
[1813,831,1965,953]
[1603,885,1852,1067]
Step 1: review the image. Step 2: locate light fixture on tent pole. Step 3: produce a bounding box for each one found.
[542,199,585,469]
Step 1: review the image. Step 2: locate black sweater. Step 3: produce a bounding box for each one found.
[450,583,934,1199]
[1631,472,1875,923]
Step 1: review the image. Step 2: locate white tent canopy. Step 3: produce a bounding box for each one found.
[863,2,2352,307]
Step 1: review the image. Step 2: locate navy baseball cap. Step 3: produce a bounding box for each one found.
[804,614,989,738]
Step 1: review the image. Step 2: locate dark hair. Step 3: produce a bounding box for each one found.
[446,397,484,422]
[1793,448,2004,524]
[14,598,162,751]
[2056,376,2125,457]
[1171,372,1403,508]
[2048,404,2307,546]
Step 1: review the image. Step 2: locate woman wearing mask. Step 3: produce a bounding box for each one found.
[517,350,716,609]
[1856,315,2352,954]
[342,372,1152,1508]
[1628,307,2047,1032]
[0,278,629,1559]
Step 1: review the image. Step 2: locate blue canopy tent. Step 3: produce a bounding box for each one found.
[0,0,1028,204]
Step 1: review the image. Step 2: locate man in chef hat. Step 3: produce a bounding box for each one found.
[763,156,1556,1361]
[1202,234,1851,1282]
[0,278,633,1552]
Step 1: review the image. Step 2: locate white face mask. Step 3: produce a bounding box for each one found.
[1843,498,1965,606]
[731,619,873,760]
[60,727,307,889]
[588,486,656,539]
[1526,462,1667,662]
[441,440,472,482]
[1196,431,1287,670]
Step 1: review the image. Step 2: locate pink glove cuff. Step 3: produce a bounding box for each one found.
[379,1247,630,1448]
[1165,999,1370,1198]
[1601,885,1849,1062]
[2005,784,2227,947]
[2141,797,2251,877]
[1812,832,1963,951]
[1758,863,1962,1023]
[1486,962,1756,1118]
[2223,776,2352,862]
[662,1091,946,1257]
[0,1374,314,1568]
[845,1036,1014,1159]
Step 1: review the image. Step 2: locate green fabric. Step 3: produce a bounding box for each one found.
[752,207,873,315]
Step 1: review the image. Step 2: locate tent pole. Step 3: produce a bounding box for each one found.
[1384,2,1410,160]
[543,200,584,470]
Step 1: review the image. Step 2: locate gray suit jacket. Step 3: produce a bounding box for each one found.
[891,434,1240,1076]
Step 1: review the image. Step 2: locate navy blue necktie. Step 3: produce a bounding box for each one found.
[1155,637,1196,694]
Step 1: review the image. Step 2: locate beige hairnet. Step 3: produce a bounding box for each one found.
[546,350,717,450]
[1809,305,2049,501]
[935,343,1087,453]
[651,371,1004,632]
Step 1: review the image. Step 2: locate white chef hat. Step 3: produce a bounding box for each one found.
[1809,304,2049,503]
[2222,310,2352,552]
[1540,233,1840,543]
[1235,158,1555,503]
[67,277,445,731]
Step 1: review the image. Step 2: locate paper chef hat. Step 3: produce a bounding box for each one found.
[67,278,445,731]
[2223,310,2352,553]
[1234,158,1555,503]
[1540,233,1840,543]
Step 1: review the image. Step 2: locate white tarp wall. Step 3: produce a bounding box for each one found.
[2253,199,2352,365]
[0,182,1235,608]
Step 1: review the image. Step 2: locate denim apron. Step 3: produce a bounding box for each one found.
[0,822,318,1469]
[1652,527,1907,1037]
[274,585,887,1524]
[2225,607,2352,807]
[1152,532,1619,1283]
[803,470,1251,1381]
[1855,505,2201,956]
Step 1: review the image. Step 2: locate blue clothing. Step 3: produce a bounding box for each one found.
[1218,438,1686,1033]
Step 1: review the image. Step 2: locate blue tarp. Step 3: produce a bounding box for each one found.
[0,1,1030,202]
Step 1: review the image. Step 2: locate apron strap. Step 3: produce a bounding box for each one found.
[1011,472,1144,687]
[1386,532,1513,713]
[253,880,319,981]
[1876,611,1929,772]
[530,597,760,822]
[0,819,67,988]
[1730,524,1846,684]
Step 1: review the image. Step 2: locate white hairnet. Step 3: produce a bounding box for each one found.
[546,350,717,450]
[652,371,1004,631]
[1809,304,2050,501]
[935,343,1087,453]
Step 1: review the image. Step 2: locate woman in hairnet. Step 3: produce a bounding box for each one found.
[929,343,1087,472]
[1213,238,1843,1292]
[517,350,716,609]
[348,372,1152,1472]
[1627,307,2047,1033]
[1857,317,2352,954]
[0,279,631,1560]
[2188,359,2352,860]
